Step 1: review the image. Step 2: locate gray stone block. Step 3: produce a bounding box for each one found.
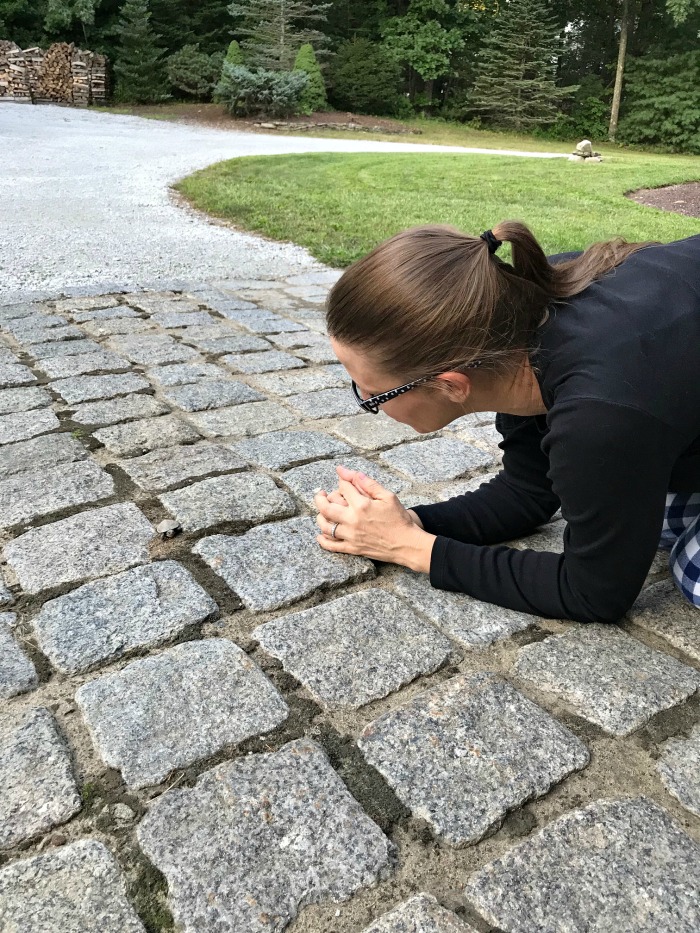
[332,414,420,450]
[186,334,271,355]
[218,308,306,334]
[81,317,156,337]
[68,306,140,322]
[194,517,374,611]
[4,503,154,594]
[0,460,114,528]
[29,337,102,359]
[77,639,289,788]
[285,388,359,419]
[234,429,350,470]
[0,583,12,605]
[293,344,338,365]
[626,579,700,663]
[37,350,129,379]
[107,334,200,365]
[380,438,493,483]
[249,366,346,397]
[512,625,700,735]
[131,295,201,315]
[160,473,296,532]
[16,324,84,345]
[392,570,535,647]
[0,408,60,445]
[358,672,589,846]
[282,456,407,507]
[657,724,700,817]
[0,839,147,932]
[51,373,150,404]
[270,330,329,349]
[93,415,201,457]
[33,560,217,674]
[137,738,393,933]
[71,394,169,426]
[0,613,38,698]
[0,386,52,414]
[161,380,264,412]
[253,589,450,710]
[362,894,477,933]
[0,348,19,364]
[0,708,81,849]
[147,361,223,386]
[55,295,120,312]
[152,311,214,329]
[0,363,36,388]
[221,349,305,374]
[0,432,87,479]
[464,797,700,933]
[118,442,247,492]
[189,401,298,438]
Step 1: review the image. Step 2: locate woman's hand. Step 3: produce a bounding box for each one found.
[313,464,435,572]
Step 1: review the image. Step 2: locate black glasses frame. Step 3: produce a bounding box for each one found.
[351,360,483,414]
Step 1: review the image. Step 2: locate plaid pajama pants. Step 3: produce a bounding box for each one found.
[659,492,700,608]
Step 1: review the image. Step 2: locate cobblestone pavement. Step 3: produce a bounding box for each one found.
[0,276,698,933]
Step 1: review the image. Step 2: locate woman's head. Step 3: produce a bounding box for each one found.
[325,220,655,428]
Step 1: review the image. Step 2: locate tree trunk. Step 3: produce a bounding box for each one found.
[608,0,630,141]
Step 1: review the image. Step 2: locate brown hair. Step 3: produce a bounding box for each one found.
[325,221,658,382]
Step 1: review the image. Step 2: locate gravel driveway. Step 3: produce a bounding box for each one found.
[0,103,564,302]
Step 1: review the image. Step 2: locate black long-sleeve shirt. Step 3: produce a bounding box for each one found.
[411,234,700,623]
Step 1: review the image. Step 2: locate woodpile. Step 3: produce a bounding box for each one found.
[0,41,108,105]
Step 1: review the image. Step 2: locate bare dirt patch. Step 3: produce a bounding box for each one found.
[629,181,700,218]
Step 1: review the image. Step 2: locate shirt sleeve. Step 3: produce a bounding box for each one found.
[416,399,682,623]
[411,412,561,544]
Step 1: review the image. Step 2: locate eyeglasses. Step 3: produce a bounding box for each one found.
[351,361,482,414]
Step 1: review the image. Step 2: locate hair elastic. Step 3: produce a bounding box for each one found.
[480,229,502,254]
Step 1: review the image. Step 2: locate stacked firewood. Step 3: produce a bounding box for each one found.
[0,41,108,105]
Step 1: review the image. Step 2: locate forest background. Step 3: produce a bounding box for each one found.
[1,0,699,153]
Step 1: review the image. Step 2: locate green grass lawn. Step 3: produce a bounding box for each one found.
[176,148,700,268]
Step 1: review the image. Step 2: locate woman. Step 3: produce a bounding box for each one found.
[313,222,700,623]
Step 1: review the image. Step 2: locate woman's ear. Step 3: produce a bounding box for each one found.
[432,371,472,403]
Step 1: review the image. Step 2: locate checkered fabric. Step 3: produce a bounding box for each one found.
[659,492,700,608]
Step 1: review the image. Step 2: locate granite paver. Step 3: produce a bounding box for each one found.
[160,473,296,532]
[107,334,200,364]
[55,295,120,312]
[76,639,289,787]
[464,797,700,932]
[392,570,536,647]
[0,839,147,932]
[137,739,393,933]
[93,414,201,457]
[0,431,87,478]
[82,317,155,337]
[234,429,351,470]
[285,388,359,419]
[0,613,38,698]
[4,503,154,593]
[0,363,37,388]
[71,393,170,425]
[185,333,271,355]
[293,344,339,364]
[0,708,81,849]
[222,349,306,374]
[0,461,115,527]
[68,305,140,322]
[161,379,264,411]
[657,725,700,817]
[248,365,347,397]
[188,400,298,437]
[512,624,700,735]
[332,413,420,450]
[29,337,102,358]
[281,456,407,507]
[270,330,329,349]
[358,672,589,846]
[218,307,306,334]
[0,385,52,414]
[9,323,84,344]
[33,560,217,674]
[151,311,214,328]
[51,372,150,404]
[380,437,494,483]
[626,578,700,662]
[37,350,129,379]
[0,408,59,444]
[147,361,223,386]
[253,590,451,710]
[194,516,374,611]
[118,441,247,491]
[362,895,477,933]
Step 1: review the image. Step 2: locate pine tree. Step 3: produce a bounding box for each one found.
[225,39,244,65]
[114,0,169,103]
[470,0,577,131]
[227,0,332,71]
[293,43,327,113]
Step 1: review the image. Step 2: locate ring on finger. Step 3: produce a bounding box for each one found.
[330,521,339,539]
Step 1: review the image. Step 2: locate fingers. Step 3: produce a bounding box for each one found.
[315,512,343,539]
[317,532,358,554]
[313,490,348,522]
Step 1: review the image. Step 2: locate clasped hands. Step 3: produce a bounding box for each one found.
[313,464,435,573]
